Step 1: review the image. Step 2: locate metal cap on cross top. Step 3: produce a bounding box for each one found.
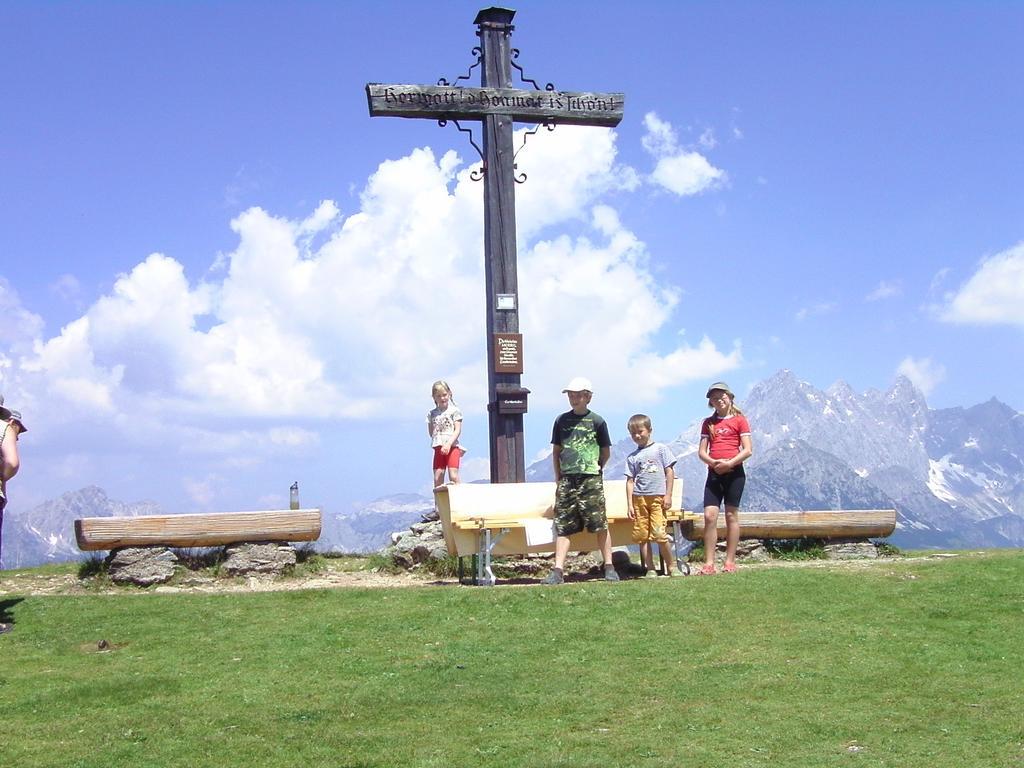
[474,7,515,26]
[366,8,625,483]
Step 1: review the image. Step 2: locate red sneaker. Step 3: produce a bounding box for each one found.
[722,562,738,573]
[697,564,717,576]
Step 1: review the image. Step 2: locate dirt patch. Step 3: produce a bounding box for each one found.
[0,565,457,597]
[0,552,970,597]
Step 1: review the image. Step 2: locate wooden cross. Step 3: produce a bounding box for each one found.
[366,7,624,484]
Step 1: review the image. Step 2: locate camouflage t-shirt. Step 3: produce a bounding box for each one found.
[550,409,611,476]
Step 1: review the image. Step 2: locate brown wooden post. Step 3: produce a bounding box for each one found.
[477,7,525,483]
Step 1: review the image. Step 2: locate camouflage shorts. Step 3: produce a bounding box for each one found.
[554,475,608,536]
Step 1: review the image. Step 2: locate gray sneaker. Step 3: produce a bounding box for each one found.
[544,569,564,585]
[604,567,620,582]
[644,569,659,579]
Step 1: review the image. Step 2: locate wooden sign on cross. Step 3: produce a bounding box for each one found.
[366,7,625,484]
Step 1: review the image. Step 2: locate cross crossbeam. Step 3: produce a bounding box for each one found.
[366,84,624,127]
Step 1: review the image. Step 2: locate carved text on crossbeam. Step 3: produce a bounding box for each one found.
[366,84,624,127]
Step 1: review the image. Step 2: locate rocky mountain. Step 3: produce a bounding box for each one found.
[320,494,432,553]
[1,486,163,570]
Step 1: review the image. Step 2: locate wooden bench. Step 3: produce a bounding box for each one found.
[434,481,696,585]
[686,509,896,541]
[74,509,322,551]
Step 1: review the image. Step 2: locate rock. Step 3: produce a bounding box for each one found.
[383,521,447,569]
[107,547,178,586]
[222,542,297,575]
[737,541,771,561]
[492,555,548,576]
[708,540,770,565]
[823,540,879,559]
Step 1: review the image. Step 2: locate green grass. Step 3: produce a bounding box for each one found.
[1,550,1022,767]
[763,538,828,560]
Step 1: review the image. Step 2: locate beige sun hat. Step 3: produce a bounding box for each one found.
[705,381,734,399]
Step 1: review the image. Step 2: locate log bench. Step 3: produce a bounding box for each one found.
[74,508,322,551]
[686,509,896,541]
[434,481,695,585]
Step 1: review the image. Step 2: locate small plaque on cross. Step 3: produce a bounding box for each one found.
[494,332,523,374]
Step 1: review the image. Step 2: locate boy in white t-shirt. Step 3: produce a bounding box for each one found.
[624,414,677,578]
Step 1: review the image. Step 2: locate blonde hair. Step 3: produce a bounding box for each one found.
[627,413,652,432]
[431,380,455,404]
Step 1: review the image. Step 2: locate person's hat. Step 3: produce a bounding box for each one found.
[0,394,27,433]
[561,377,593,393]
[705,381,734,399]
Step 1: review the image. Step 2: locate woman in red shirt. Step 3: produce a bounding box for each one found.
[697,382,753,574]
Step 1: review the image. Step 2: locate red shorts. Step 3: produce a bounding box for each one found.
[432,445,464,471]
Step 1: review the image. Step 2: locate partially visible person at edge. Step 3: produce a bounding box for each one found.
[545,377,618,585]
[697,382,752,575]
[426,380,465,488]
[1,394,27,573]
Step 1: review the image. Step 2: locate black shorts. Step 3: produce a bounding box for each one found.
[703,465,746,509]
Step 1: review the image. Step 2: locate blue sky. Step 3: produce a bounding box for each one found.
[2,1,1021,516]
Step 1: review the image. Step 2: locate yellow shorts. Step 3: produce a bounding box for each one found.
[631,495,669,544]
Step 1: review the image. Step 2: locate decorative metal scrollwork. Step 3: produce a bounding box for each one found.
[438,47,482,87]
[510,49,554,92]
[439,118,486,180]
[511,120,556,184]
[435,47,487,181]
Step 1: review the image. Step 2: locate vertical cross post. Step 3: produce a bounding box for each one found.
[477,8,525,484]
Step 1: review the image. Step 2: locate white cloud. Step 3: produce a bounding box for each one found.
[939,242,1024,327]
[641,112,678,156]
[641,112,726,197]
[3,127,740,501]
[520,204,742,405]
[794,302,838,321]
[929,266,951,294]
[297,199,340,236]
[698,128,718,149]
[49,273,83,304]
[897,356,946,396]
[182,474,224,507]
[865,280,901,302]
[0,278,44,350]
[458,456,491,484]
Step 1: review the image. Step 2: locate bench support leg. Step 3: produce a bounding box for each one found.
[476,528,510,586]
[672,521,695,575]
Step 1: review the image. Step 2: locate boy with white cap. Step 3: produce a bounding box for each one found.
[544,377,618,584]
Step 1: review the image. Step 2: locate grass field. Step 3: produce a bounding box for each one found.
[1,550,1022,767]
